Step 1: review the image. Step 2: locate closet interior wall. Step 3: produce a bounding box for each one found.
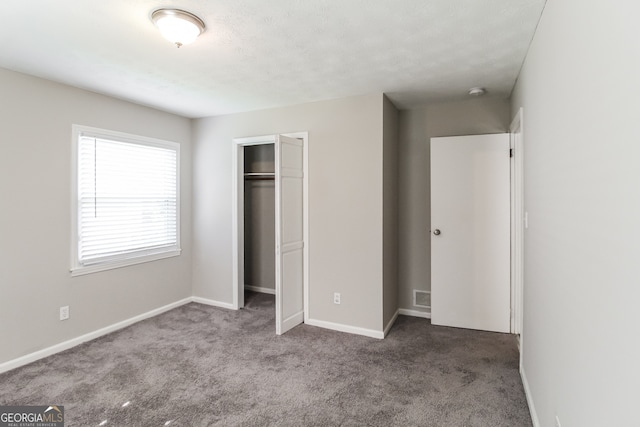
[244,144,275,294]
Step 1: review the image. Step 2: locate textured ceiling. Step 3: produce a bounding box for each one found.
[0,0,546,118]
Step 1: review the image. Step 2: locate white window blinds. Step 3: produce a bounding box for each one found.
[73,127,180,273]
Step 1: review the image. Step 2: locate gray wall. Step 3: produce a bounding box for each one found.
[192,94,387,332]
[244,145,275,291]
[382,96,399,328]
[397,97,510,313]
[0,68,192,364]
[511,1,639,425]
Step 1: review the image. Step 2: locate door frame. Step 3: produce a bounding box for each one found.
[231,132,309,320]
[510,108,525,338]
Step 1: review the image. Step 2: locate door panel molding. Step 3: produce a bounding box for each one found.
[275,135,305,335]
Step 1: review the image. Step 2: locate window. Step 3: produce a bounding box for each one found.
[71,125,180,276]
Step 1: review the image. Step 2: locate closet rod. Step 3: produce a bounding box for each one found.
[245,176,275,181]
[244,172,275,181]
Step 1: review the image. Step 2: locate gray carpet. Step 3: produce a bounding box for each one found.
[0,292,531,426]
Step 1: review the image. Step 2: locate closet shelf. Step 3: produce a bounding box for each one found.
[244,172,275,180]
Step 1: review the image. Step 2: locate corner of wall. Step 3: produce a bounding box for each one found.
[382,95,400,328]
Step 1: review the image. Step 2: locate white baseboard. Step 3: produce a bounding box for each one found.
[398,308,431,319]
[0,297,192,374]
[521,366,540,427]
[383,309,399,337]
[245,285,275,295]
[1,296,406,374]
[191,296,236,310]
[305,318,384,339]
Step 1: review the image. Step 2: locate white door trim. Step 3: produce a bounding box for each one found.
[510,108,525,339]
[231,133,309,328]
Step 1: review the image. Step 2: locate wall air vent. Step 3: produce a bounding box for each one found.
[413,290,431,309]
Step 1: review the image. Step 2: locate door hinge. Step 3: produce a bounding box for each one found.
[509,148,514,158]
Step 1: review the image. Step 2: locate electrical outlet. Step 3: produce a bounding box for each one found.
[555,415,561,427]
[333,293,341,305]
[59,306,69,321]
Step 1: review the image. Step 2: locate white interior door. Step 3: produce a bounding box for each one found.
[431,134,510,333]
[275,134,304,335]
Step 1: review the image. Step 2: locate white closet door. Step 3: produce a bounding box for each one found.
[431,134,510,333]
[275,135,304,335]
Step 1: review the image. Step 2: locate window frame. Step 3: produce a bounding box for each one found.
[71,125,181,276]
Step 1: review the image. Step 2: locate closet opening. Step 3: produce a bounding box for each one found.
[232,133,309,335]
[244,144,276,297]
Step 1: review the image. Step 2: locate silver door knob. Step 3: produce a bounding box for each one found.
[433,229,441,236]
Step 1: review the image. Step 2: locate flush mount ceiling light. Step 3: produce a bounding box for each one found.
[468,87,487,96]
[151,8,205,48]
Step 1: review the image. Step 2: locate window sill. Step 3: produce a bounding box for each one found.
[70,249,181,277]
